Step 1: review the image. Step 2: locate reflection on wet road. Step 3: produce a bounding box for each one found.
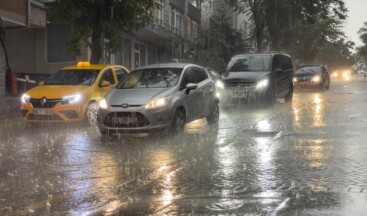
[2,78,367,215]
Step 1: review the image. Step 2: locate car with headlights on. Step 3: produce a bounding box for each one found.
[98,63,219,135]
[21,62,130,125]
[219,52,294,105]
[331,68,352,81]
[293,65,330,90]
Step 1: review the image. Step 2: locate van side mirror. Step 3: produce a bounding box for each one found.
[185,83,198,94]
[39,81,45,86]
[100,80,111,87]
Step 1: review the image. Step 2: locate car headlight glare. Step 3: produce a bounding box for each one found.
[256,79,269,89]
[293,77,298,82]
[342,72,349,78]
[99,99,108,109]
[62,94,81,104]
[21,94,30,104]
[145,97,169,109]
[311,76,321,82]
[332,73,338,78]
[215,80,225,89]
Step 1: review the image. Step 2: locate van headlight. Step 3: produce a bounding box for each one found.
[145,97,169,109]
[99,99,108,109]
[256,78,269,89]
[215,80,225,89]
[21,94,30,104]
[311,76,321,82]
[62,94,81,104]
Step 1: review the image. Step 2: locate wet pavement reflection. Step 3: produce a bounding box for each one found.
[1,79,367,215]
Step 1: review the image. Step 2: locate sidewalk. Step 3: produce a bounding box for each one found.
[0,96,21,119]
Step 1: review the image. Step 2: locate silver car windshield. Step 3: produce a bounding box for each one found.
[227,55,271,72]
[117,68,182,89]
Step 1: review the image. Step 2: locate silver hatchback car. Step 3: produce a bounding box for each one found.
[97,63,219,135]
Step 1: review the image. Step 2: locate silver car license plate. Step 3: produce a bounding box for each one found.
[231,88,247,98]
[33,109,53,115]
[113,117,138,124]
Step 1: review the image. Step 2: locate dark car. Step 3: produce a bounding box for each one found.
[219,52,294,105]
[293,65,330,90]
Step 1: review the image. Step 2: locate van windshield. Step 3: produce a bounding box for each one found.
[227,55,271,72]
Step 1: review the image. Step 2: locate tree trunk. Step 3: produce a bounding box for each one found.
[90,8,102,64]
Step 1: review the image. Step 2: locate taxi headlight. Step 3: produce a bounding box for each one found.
[99,99,108,109]
[62,94,81,104]
[145,97,169,109]
[256,78,269,89]
[311,76,321,82]
[21,94,30,104]
[215,80,225,89]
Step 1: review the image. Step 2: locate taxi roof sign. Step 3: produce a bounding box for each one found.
[77,62,91,67]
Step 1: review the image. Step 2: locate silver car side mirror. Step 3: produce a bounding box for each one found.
[186,83,198,94]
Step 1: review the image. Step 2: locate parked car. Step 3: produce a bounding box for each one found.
[219,52,294,105]
[21,62,130,125]
[293,65,330,90]
[98,63,219,136]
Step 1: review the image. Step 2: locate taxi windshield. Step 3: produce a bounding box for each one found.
[45,69,100,86]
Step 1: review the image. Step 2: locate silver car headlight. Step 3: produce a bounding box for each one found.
[256,78,269,89]
[145,97,169,109]
[21,94,30,104]
[99,99,108,109]
[215,80,225,89]
[62,94,81,104]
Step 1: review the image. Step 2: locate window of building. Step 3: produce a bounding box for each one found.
[115,38,132,69]
[140,44,146,67]
[157,0,164,26]
[135,43,140,69]
[148,47,157,65]
[170,4,183,36]
[47,23,76,63]
[123,38,131,70]
[189,0,201,9]
[192,20,198,43]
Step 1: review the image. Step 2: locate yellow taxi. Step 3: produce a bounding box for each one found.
[21,62,129,125]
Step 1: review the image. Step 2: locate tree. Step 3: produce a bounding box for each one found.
[225,0,348,60]
[193,10,249,71]
[357,22,367,59]
[47,0,157,63]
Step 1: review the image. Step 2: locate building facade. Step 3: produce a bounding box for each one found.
[0,0,202,96]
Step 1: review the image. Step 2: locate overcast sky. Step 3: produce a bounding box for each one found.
[344,0,367,48]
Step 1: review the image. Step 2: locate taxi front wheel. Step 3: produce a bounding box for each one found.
[85,102,98,126]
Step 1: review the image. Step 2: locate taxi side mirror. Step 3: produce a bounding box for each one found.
[185,83,198,94]
[39,81,45,86]
[100,80,111,87]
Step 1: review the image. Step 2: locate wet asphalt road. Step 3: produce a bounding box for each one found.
[2,78,367,215]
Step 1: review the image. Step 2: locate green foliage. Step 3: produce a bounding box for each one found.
[47,0,157,63]
[193,12,249,71]
[225,0,349,64]
[357,22,367,59]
